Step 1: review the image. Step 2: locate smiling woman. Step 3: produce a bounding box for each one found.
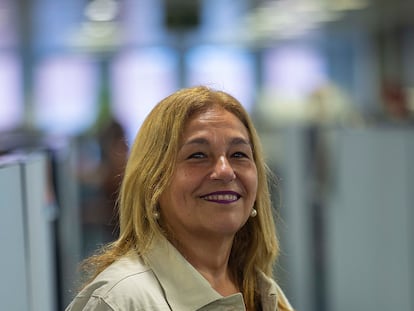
[65,86,294,311]
[159,107,258,242]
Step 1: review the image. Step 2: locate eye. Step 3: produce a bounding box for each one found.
[188,152,206,159]
[232,151,249,158]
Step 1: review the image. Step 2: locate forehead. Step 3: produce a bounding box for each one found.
[183,107,249,136]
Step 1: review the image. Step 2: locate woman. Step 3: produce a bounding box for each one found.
[66,86,294,311]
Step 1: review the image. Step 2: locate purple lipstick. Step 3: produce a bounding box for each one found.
[200,191,240,204]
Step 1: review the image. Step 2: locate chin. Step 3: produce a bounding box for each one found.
[209,221,246,236]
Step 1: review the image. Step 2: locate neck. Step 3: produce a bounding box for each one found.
[169,234,239,296]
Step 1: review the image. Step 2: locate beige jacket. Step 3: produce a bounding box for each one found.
[66,239,293,311]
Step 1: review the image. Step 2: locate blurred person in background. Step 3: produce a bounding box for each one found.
[66,86,294,311]
[79,118,128,256]
[98,118,128,238]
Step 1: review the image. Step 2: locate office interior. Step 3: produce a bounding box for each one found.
[0,0,413,310]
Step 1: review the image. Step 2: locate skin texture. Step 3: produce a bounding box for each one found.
[158,107,258,295]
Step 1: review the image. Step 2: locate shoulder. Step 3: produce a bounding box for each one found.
[66,253,170,311]
[256,270,295,311]
[274,283,295,311]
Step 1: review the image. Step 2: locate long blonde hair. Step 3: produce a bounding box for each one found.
[82,86,289,310]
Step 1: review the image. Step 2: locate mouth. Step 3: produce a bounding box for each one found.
[200,191,241,204]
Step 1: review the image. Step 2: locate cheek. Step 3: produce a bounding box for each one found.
[160,172,192,206]
[248,164,258,184]
[251,181,258,203]
[176,167,205,189]
[158,190,170,211]
[249,171,259,202]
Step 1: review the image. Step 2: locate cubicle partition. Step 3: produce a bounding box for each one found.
[0,148,81,311]
[24,152,58,311]
[0,152,57,310]
[325,128,414,311]
[0,155,31,310]
[277,126,414,311]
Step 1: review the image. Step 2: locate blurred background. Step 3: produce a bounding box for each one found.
[0,0,413,310]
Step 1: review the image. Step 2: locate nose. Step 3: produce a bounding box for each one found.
[210,156,236,183]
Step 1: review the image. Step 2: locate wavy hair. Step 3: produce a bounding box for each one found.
[81,86,288,310]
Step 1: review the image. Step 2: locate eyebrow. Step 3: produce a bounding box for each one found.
[182,137,252,147]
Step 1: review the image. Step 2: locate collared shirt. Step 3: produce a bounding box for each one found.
[65,239,293,311]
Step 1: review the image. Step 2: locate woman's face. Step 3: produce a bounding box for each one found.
[159,106,258,241]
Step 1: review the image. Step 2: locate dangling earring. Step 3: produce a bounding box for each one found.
[250,208,257,218]
[153,209,160,220]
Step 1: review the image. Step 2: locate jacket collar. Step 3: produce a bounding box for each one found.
[145,238,244,310]
[145,237,280,311]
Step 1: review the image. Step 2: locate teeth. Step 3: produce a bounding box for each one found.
[203,194,238,201]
